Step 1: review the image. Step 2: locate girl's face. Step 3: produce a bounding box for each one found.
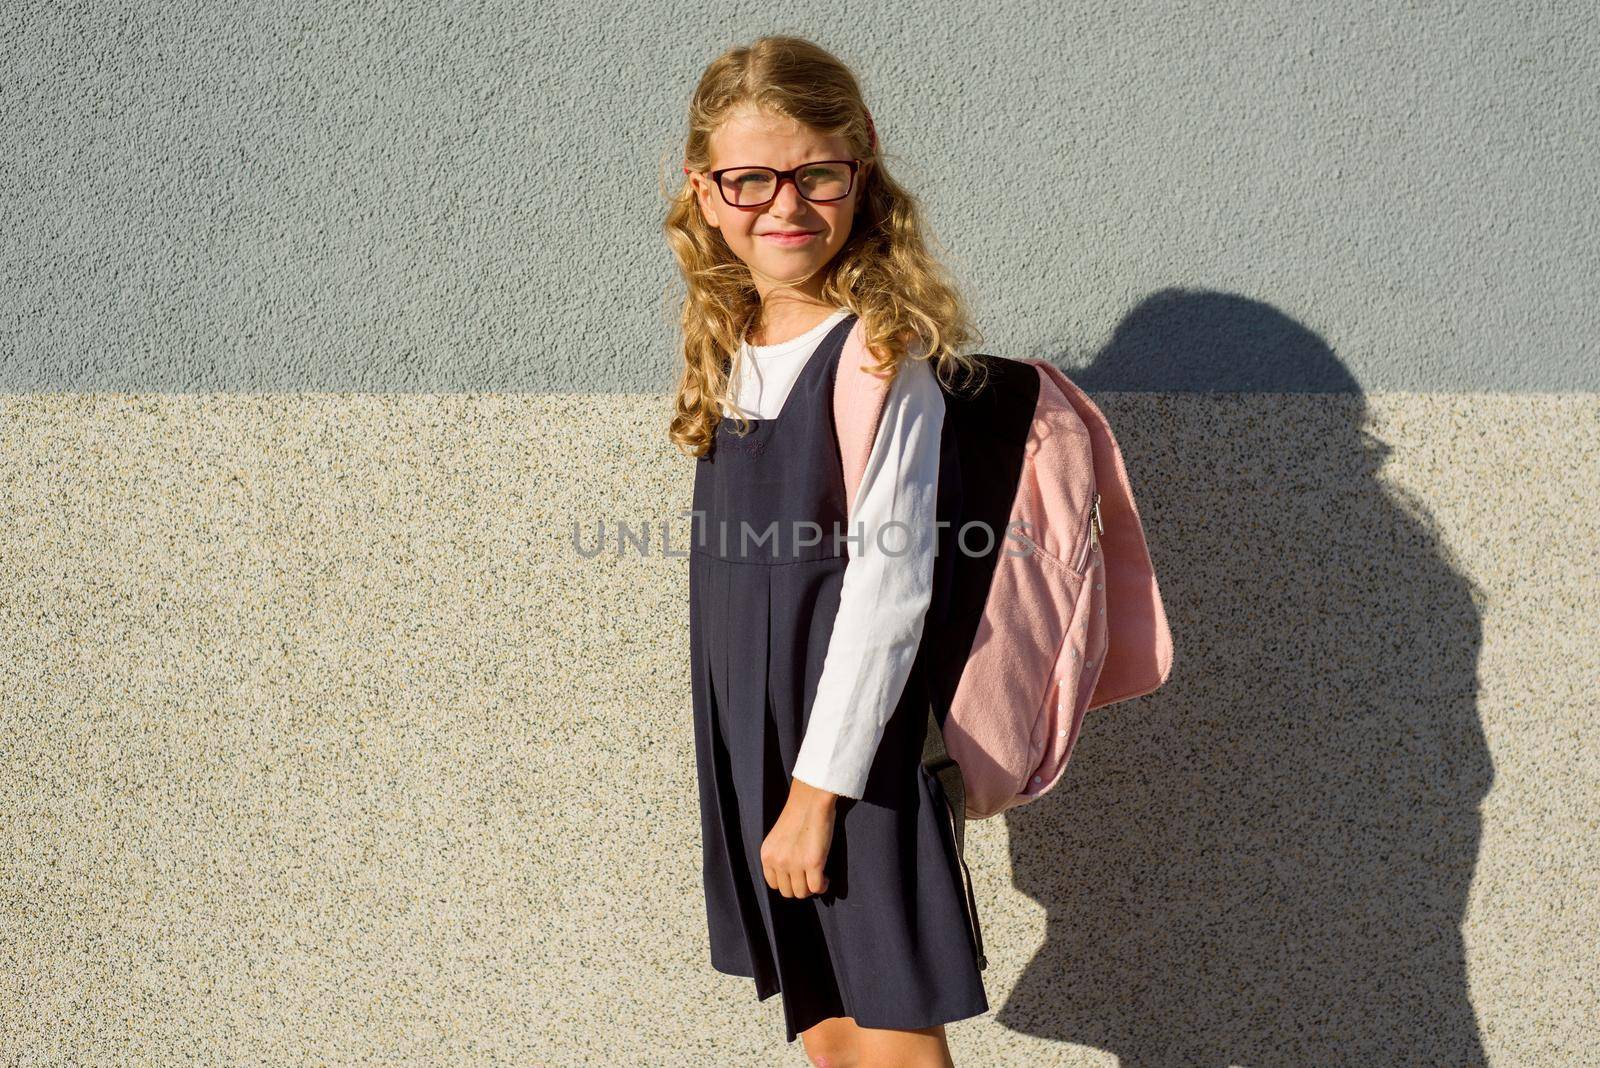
[690,107,868,299]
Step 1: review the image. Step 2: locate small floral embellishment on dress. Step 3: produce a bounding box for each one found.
[717,429,769,458]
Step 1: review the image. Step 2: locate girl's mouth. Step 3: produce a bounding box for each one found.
[761,230,820,246]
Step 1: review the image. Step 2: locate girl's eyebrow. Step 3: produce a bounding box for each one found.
[715,156,840,169]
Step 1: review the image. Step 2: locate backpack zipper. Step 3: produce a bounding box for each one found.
[1072,493,1103,574]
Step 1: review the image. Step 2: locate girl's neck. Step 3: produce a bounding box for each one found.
[748,300,842,347]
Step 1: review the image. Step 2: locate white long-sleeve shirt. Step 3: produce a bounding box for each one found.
[722,308,946,800]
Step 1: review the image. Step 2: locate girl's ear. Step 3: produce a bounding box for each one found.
[685,169,721,230]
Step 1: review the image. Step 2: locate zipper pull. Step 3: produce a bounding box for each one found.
[1090,493,1103,541]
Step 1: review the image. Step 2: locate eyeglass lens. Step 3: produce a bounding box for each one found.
[720,162,853,206]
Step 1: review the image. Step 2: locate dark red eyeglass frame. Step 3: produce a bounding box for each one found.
[704,159,863,207]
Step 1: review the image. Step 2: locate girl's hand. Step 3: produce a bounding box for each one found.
[760,778,838,898]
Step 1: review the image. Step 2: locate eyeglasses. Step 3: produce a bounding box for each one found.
[705,159,862,208]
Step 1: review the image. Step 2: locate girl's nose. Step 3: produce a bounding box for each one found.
[769,176,807,213]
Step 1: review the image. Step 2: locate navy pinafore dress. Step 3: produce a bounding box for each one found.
[688,312,989,1042]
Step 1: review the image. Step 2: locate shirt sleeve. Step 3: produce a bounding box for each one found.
[789,351,946,800]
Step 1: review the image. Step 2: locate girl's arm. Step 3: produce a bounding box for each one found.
[790,351,945,800]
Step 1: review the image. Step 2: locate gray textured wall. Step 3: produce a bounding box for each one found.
[2,1,1595,391]
[3,4,1598,1066]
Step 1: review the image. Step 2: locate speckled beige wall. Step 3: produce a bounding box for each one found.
[2,393,1594,1065]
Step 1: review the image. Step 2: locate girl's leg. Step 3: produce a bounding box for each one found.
[855,1022,955,1068]
[799,1016,860,1067]
[799,1017,956,1068]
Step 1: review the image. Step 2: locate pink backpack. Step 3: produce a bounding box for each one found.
[832,317,1174,967]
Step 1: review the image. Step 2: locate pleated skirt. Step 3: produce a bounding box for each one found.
[689,546,989,1043]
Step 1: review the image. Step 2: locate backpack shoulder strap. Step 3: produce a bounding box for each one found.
[833,316,894,521]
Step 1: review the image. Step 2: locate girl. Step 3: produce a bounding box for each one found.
[665,35,989,1065]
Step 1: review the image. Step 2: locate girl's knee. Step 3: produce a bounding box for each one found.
[800,1017,859,1067]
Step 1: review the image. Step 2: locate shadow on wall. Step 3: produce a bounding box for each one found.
[993,289,1492,1065]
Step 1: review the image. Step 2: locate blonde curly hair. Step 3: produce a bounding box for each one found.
[661,34,988,458]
